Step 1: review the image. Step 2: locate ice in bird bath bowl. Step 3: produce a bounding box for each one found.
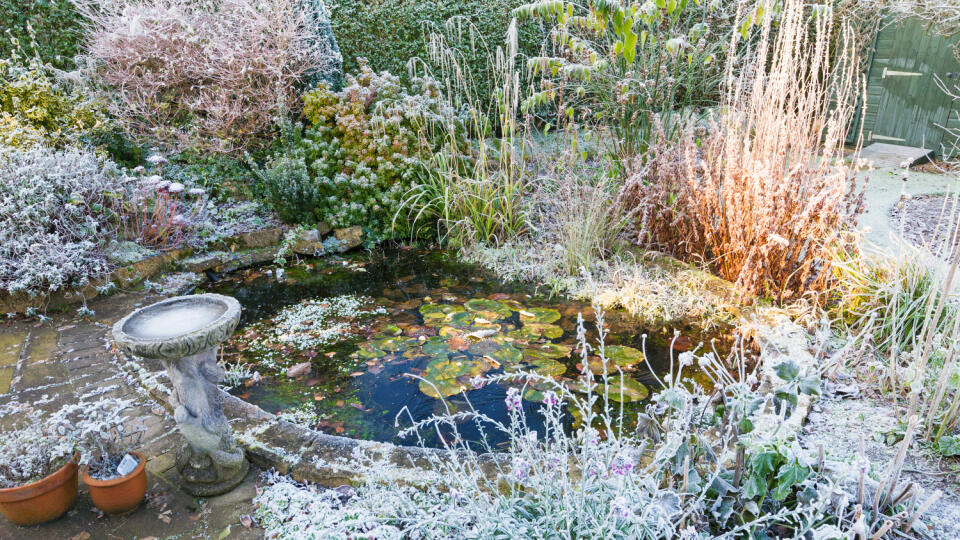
[112,294,248,496]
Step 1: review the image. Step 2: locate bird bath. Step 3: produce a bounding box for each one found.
[112,294,248,496]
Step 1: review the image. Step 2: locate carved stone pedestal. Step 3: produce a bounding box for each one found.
[112,294,248,497]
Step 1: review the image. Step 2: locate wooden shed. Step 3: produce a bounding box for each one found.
[856,17,960,159]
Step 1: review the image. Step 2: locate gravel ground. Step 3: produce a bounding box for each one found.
[800,389,960,538]
[889,194,960,258]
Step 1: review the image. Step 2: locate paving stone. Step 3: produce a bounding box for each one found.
[25,329,57,365]
[0,330,26,369]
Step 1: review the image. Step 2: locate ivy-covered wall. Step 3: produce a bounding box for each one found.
[327,0,544,103]
[0,0,83,69]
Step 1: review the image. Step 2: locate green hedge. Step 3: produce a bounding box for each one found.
[327,0,543,104]
[0,0,83,70]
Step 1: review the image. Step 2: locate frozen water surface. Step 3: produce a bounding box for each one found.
[124,301,226,340]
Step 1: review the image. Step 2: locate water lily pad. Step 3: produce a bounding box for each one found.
[523,343,572,361]
[464,298,513,320]
[518,307,561,324]
[488,344,523,366]
[372,337,412,352]
[420,304,465,325]
[467,339,500,356]
[463,323,502,339]
[603,375,649,402]
[529,358,567,377]
[418,357,488,398]
[422,336,450,356]
[519,323,563,339]
[446,310,477,328]
[357,343,386,360]
[376,325,403,337]
[603,345,644,368]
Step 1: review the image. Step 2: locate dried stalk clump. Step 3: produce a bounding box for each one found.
[73,0,341,152]
[619,0,865,301]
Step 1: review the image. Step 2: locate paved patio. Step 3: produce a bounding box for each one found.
[0,290,261,539]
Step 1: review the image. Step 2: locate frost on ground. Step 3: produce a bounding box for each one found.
[800,392,960,538]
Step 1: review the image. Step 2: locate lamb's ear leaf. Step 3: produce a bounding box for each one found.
[773,360,801,381]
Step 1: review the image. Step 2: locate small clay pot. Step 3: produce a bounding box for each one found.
[82,452,147,515]
[0,453,79,526]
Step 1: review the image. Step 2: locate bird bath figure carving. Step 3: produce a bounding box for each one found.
[112,294,248,496]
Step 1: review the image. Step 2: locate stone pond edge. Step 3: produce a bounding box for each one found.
[118,305,818,490]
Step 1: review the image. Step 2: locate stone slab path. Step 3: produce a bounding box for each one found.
[0,290,261,539]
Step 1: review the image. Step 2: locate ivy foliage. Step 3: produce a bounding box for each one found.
[327,0,544,104]
[0,0,83,70]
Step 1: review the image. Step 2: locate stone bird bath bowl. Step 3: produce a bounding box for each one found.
[112,294,248,496]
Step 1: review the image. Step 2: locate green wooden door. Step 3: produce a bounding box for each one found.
[864,19,960,153]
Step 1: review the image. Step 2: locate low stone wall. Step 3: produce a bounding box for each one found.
[119,304,820,489]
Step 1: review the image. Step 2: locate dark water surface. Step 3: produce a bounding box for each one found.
[206,248,725,450]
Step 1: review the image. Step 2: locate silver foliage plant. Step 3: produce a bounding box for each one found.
[0,144,119,296]
[0,409,76,489]
[253,311,932,538]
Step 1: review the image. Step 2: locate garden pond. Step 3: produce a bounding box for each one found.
[206,248,730,450]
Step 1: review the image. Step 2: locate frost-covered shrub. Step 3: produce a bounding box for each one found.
[0,145,119,296]
[51,397,145,480]
[0,410,75,488]
[0,57,108,150]
[254,62,466,242]
[74,0,343,152]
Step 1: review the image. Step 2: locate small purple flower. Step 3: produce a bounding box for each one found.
[505,387,521,413]
[511,456,530,480]
[609,455,634,477]
[543,391,559,407]
[469,375,486,390]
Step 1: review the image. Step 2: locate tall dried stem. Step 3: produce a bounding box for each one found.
[618,0,865,301]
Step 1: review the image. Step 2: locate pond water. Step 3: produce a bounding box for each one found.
[206,248,727,450]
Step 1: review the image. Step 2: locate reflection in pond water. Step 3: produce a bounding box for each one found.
[206,248,728,450]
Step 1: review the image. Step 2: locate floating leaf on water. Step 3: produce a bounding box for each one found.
[464,298,513,319]
[529,358,567,377]
[467,339,500,356]
[357,343,386,360]
[603,375,649,402]
[519,323,564,339]
[446,310,477,328]
[418,357,489,398]
[489,344,523,366]
[419,303,465,324]
[438,326,464,338]
[518,307,561,324]
[439,278,459,287]
[422,336,450,356]
[464,323,501,339]
[523,343,572,361]
[603,345,645,368]
[377,325,403,337]
[373,337,412,352]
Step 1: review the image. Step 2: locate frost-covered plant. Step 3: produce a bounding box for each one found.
[73,0,342,152]
[253,61,467,242]
[51,397,145,480]
[0,410,76,488]
[253,311,935,538]
[0,55,110,150]
[0,144,119,296]
[221,360,261,391]
[267,295,387,350]
[118,156,210,249]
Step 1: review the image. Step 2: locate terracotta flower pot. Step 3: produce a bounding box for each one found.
[0,454,79,526]
[82,452,147,515]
